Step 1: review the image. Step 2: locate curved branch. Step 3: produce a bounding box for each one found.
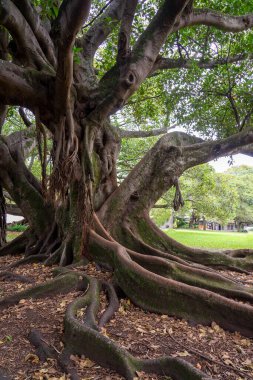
[117,0,138,64]
[174,8,253,33]
[96,0,190,119]
[100,129,253,220]
[11,0,56,67]
[0,61,50,108]
[0,0,50,69]
[118,125,176,139]
[150,53,253,76]
[79,0,125,61]
[52,0,91,115]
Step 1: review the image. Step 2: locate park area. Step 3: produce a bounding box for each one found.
[166,229,253,250]
[1,1,253,380]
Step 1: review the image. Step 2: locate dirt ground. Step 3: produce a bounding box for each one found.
[0,255,253,380]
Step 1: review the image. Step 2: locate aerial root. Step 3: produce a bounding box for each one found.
[0,271,85,310]
[64,274,212,380]
[28,329,80,380]
[0,270,34,283]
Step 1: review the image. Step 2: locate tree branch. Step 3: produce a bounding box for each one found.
[52,0,91,115]
[19,107,33,127]
[97,0,190,119]
[184,128,253,168]
[11,0,56,67]
[118,125,177,139]
[150,53,252,76]
[0,60,50,108]
[174,8,253,33]
[80,0,126,62]
[0,0,50,69]
[117,0,138,64]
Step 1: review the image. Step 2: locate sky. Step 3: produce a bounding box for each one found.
[210,154,253,172]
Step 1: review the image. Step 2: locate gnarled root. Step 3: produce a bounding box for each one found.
[28,329,80,380]
[0,230,29,257]
[64,274,211,380]
[119,216,253,273]
[0,270,34,283]
[0,271,85,310]
[88,230,253,338]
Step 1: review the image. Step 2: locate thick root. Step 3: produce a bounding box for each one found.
[0,271,85,309]
[28,329,80,380]
[64,274,211,380]
[121,217,253,272]
[89,231,253,338]
[98,282,120,328]
[0,271,34,283]
[0,231,28,257]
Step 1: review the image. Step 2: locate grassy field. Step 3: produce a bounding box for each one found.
[165,229,253,249]
[7,231,21,241]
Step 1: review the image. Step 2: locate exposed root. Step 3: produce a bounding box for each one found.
[5,254,47,270]
[119,217,253,273]
[0,231,28,257]
[28,329,80,380]
[126,250,253,303]
[98,281,120,328]
[0,271,84,310]
[0,271,34,283]
[89,230,253,338]
[64,274,211,380]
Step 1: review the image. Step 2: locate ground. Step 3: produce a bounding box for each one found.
[165,229,253,249]
[1,231,253,380]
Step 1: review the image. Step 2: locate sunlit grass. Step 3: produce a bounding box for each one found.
[7,231,21,242]
[165,229,253,249]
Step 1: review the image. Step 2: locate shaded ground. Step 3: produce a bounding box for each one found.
[165,229,253,249]
[0,256,253,380]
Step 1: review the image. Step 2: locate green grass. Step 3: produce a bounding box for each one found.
[165,229,253,249]
[7,231,21,242]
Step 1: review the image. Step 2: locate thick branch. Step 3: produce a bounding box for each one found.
[52,0,91,114]
[97,0,190,119]
[118,125,176,139]
[0,60,51,109]
[11,0,56,67]
[184,128,253,168]
[100,129,253,220]
[150,53,253,75]
[0,0,50,69]
[117,0,138,64]
[174,9,253,33]
[80,0,125,62]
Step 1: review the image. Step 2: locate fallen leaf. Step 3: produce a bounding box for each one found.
[25,353,40,364]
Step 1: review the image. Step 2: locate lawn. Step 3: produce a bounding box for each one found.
[165,229,253,249]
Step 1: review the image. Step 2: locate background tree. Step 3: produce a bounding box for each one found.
[151,164,239,228]
[225,165,253,230]
[1,1,253,379]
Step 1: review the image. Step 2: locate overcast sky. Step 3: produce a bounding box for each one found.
[210,154,253,172]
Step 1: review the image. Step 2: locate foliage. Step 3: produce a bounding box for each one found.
[225,166,253,227]
[7,223,27,232]
[151,163,239,226]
